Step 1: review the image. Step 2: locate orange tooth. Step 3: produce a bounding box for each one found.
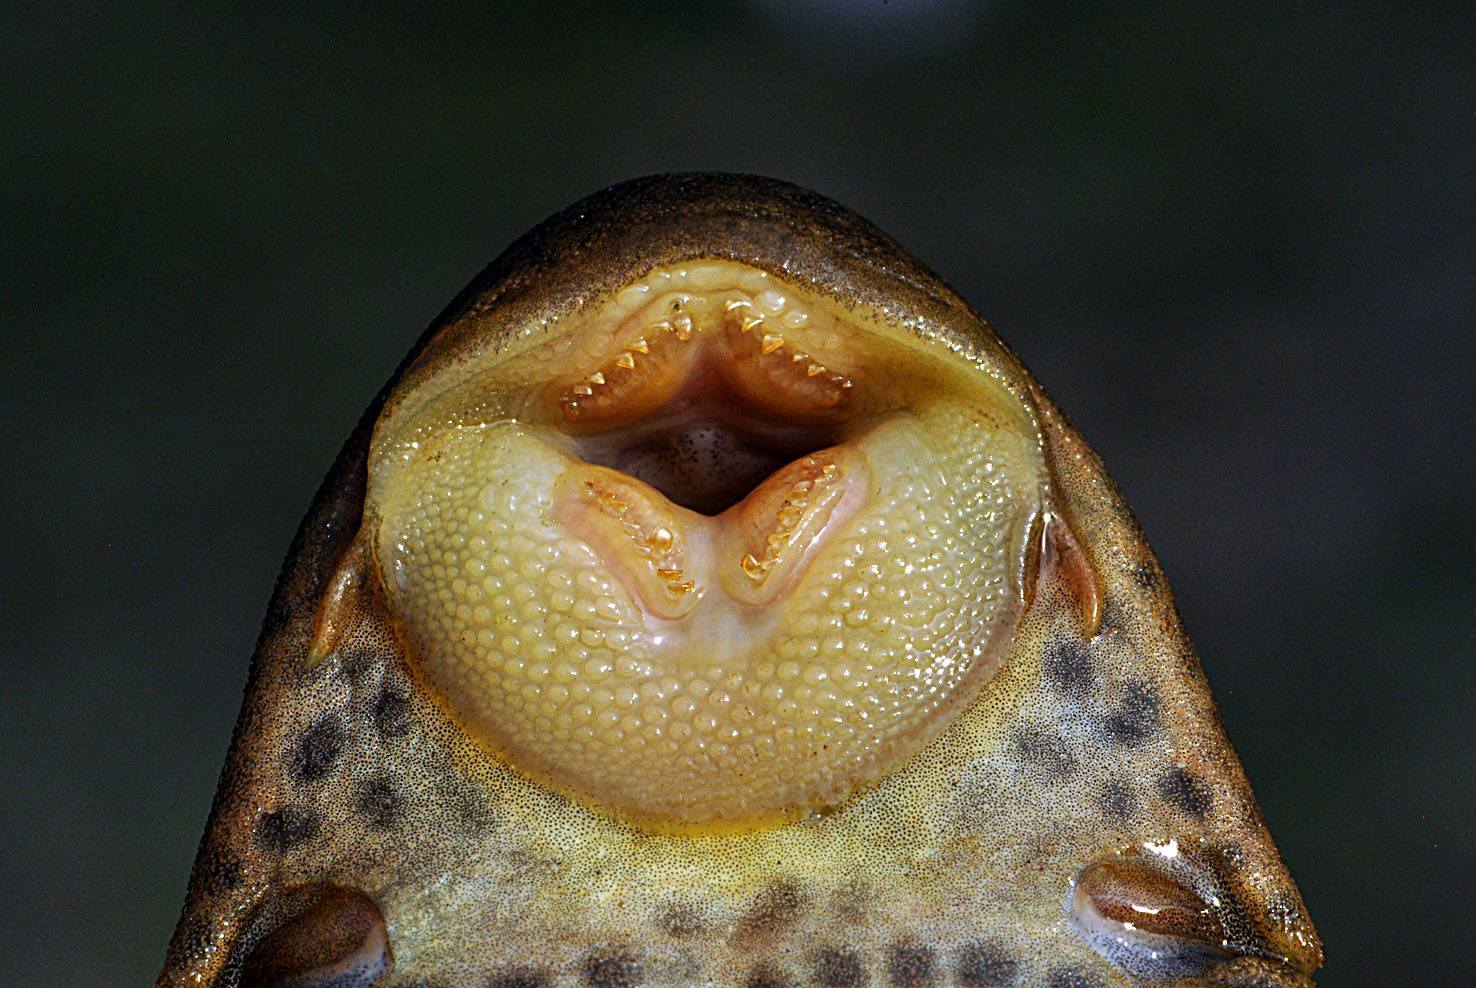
[761,333,784,354]
[740,316,764,333]
[628,337,650,354]
[588,371,605,385]
[615,352,637,370]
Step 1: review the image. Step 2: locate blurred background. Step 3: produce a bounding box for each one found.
[4,2,1472,984]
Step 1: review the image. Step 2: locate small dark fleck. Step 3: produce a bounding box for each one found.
[887,942,937,987]
[746,964,794,988]
[1013,726,1077,778]
[488,969,549,988]
[375,689,412,738]
[811,947,865,988]
[1099,779,1139,821]
[583,952,640,988]
[955,941,1017,987]
[1101,680,1160,746]
[1157,766,1212,818]
[288,714,345,782]
[1132,562,1158,590]
[255,806,319,853]
[1045,968,1103,988]
[356,777,403,830]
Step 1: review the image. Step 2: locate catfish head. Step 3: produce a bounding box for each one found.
[159,174,1322,987]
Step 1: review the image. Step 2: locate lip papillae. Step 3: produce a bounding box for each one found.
[370,262,1044,827]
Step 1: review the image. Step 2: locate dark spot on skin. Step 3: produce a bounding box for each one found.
[746,965,794,988]
[1041,640,1094,694]
[658,904,702,939]
[1012,726,1077,778]
[955,941,1017,987]
[1265,889,1303,926]
[735,880,805,943]
[488,969,549,988]
[1099,779,1139,820]
[439,775,497,835]
[1045,968,1103,988]
[1217,842,1247,872]
[289,714,345,782]
[811,947,865,988]
[1101,680,1160,746]
[1157,766,1213,818]
[887,942,937,987]
[375,689,411,738]
[1132,562,1158,590]
[196,847,244,896]
[175,915,212,960]
[583,952,641,988]
[830,878,870,924]
[357,777,403,830]
[255,806,319,853]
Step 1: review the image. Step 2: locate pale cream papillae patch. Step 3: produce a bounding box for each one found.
[367,262,1046,829]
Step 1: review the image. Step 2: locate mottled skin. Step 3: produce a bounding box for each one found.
[160,175,1322,986]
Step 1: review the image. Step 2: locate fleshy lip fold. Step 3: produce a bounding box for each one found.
[370,259,1045,828]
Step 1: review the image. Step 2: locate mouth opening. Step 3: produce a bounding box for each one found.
[569,375,847,516]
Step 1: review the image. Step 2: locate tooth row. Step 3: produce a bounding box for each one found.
[741,462,840,582]
[560,312,698,419]
[584,481,696,597]
[725,299,854,401]
[563,277,846,418]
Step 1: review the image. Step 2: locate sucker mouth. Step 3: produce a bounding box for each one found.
[368,260,1045,827]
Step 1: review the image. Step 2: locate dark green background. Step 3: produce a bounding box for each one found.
[5,2,1472,984]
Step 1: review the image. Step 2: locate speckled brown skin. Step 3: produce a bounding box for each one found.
[159,175,1322,987]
